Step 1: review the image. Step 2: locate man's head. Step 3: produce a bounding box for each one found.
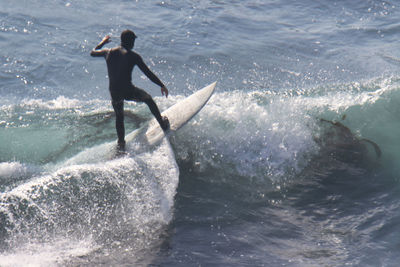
[121,30,137,49]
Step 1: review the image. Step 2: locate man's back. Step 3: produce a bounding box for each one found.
[106,46,138,89]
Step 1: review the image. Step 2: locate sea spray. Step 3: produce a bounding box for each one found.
[0,139,179,266]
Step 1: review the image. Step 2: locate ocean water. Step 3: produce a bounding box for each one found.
[1,0,400,266]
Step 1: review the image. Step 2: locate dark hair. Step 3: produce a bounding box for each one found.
[121,30,137,48]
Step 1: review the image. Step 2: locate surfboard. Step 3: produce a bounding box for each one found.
[125,81,216,147]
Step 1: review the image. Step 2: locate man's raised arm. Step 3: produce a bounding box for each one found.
[90,35,111,57]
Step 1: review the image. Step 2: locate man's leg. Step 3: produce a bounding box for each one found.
[127,86,169,130]
[112,100,126,148]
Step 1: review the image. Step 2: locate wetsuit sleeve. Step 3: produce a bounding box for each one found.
[136,56,165,88]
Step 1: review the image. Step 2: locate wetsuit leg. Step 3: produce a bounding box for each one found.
[144,97,164,123]
[126,86,164,124]
[112,100,125,145]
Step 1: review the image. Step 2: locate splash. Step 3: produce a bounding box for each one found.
[172,77,397,182]
[0,138,179,266]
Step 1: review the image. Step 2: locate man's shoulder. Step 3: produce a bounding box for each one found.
[129,50,141,59]
[109,46,121,53]
[109,47,142,62]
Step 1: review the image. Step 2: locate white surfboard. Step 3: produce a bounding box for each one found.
[126,81,216,146]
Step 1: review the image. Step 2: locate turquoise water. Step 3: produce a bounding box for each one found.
[1,1,400,266]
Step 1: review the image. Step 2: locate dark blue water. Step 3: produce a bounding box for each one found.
[1,1,400,266]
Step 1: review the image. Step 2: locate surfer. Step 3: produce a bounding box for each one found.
[90,29,170,149]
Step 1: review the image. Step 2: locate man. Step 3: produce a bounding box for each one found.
[90,29,169,149]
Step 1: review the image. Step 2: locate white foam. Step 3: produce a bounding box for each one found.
[21,96,82,110]
[0,237,98,267]
[173,78,396,180]
[0,162,40,180]
[0,96,112,116]
[173,90,318,179]
[0,138,179,265]
[0,162,26,178]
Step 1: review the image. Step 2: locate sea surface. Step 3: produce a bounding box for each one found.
[1,0,400,266]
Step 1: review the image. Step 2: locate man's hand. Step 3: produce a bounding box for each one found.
[161,86,169,98]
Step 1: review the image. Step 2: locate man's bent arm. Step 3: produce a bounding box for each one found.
[90,35,111,57]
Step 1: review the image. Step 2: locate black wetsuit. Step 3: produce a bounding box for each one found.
[91,45,165,145]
